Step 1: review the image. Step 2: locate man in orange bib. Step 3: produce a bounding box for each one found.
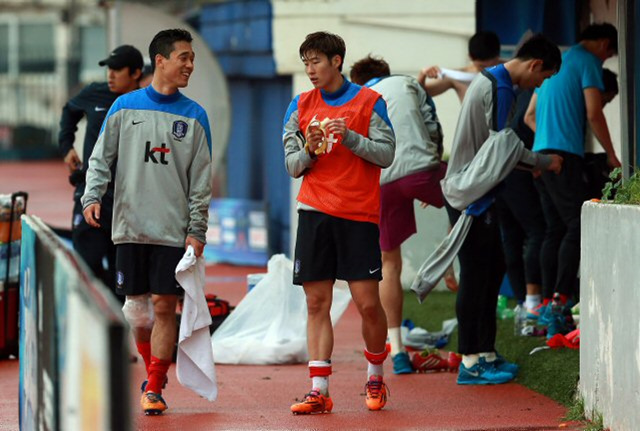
[283,31,396,414]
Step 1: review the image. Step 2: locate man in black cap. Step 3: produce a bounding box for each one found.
[58,44,143,300]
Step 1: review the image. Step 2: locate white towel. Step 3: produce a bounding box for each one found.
[175,246,217,401]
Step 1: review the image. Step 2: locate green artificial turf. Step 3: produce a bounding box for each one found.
[402,291,580,406]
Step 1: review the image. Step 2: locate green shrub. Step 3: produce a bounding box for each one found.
[602,167,640,204]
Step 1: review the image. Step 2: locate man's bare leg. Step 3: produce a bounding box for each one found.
[349,279,388,354]
[145,294,178,395]
[380,248,404,356]
[303,280,335,360]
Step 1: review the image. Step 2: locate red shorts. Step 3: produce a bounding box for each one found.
[379,163,447,252]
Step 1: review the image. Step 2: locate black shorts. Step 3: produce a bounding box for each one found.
[115,243,184,296]
[293,210,382,285]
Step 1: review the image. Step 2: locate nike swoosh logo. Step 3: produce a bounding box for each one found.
[369,267,380,274]
[132,120,144,125]
[465,370,480,377]
[94,106,106,112]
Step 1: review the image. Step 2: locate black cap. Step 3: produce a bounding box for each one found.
[98,45,144,71]
[141,63,153,78]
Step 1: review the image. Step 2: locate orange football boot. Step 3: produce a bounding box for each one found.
[364,375,388,411]
[291,389,333,414]
[141,391,168,416]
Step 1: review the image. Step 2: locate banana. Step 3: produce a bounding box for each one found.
[305,116,332,155]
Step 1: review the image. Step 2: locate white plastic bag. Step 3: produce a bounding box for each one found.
[211,254,351,364]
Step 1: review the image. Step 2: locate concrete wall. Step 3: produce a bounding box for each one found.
[580,202,640,430]
[272,0,472,275]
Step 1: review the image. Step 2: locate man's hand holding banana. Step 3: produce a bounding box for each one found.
[304,116,347,156]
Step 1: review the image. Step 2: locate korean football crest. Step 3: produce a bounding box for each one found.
[172,120,188,139]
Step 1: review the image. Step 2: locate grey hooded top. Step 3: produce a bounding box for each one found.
[443,70,553,210]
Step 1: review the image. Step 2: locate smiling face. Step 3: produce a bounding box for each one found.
[156,40,195,89]
[302,50,343,92]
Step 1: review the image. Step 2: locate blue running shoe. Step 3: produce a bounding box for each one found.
[392,352,414,374]
[539,298,565,326]
[541,306,569,333]
[457,358,514,385]
[527,304,546,321]
[493,354,519,376]
[540,293,570,326]
[538,304,555,326]
[546,313,572,339]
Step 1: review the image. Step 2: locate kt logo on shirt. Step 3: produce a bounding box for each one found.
[145,141,170,165]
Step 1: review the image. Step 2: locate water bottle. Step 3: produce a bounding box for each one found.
[513,304,527,336]
[496,295,508,319]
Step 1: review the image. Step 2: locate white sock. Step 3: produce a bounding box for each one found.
[388,327,404,357]
[311,376,329,394]
[479,352,497,362]
[461,354,479,369]
[525,294,541,310]
[365,349,387,379]
[309,360,330,395]
[367,362,384,379]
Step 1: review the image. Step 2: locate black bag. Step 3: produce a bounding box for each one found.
[172,294,232,362]
[584,152,612,200]
[204,294,232,334]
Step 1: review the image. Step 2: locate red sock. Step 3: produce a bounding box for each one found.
[559,294,569,305]
[364,349,388,365]
[147,356,171,394]
[543,298,551,306]
[308,361,332,378]
[136,341,151,374]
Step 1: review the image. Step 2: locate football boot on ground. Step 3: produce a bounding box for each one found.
[141,391,168,416]
[364,375,389,411]
[290,389,333,415]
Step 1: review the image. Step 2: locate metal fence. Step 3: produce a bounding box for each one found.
[0,68,63,160]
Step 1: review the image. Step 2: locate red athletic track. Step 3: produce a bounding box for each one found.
[0,161,578,430]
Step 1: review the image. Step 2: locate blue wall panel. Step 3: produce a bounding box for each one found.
[200,0,274,76]
[256,79,293,256]
[226,81,254,198]
[225,78,292,256]
[477,0,578,46]
[201,0,271,23]
[216,54,276,78]
[200,0,292,255]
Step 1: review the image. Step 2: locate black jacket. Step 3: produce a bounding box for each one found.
[58,82,120,195]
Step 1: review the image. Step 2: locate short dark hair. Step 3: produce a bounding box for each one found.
[579,23,618,54]
[299,31,346,71]
[149,28,193,72]
[349,55,390,85]
[468,31,501,61]
[602,68,618,95]
[515,34,562,73]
